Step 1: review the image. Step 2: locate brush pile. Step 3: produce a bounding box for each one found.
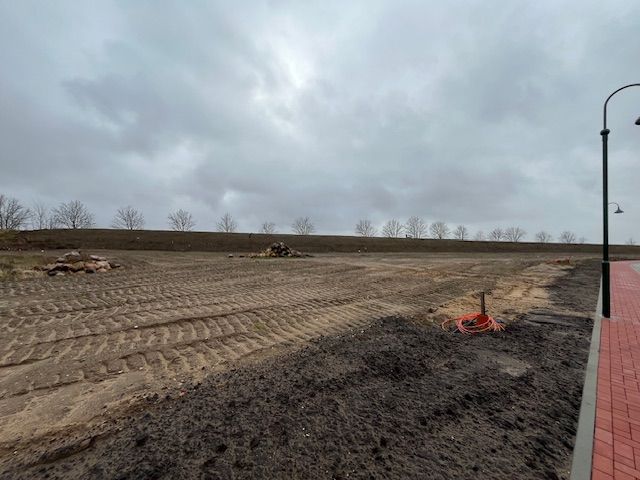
[249,242,310,258]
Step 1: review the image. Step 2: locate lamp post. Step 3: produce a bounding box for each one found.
[601,83,640,318]
[609,202,624,214]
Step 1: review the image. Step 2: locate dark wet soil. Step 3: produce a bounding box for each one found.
[1,261,599,480]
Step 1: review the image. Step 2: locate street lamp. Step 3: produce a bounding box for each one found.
[609,202,624,214]
[601,83,640,318]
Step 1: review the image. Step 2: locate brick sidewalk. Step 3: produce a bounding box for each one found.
[593,261,640,480]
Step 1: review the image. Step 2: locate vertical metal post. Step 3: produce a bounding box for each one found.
[480,292,486,316]
[599,83,640,318]
[601,128,610,318]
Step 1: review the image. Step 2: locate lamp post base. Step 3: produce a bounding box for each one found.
[602,260,611,318]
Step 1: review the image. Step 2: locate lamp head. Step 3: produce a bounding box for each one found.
[615,206,624,214]
[635,116,640,125]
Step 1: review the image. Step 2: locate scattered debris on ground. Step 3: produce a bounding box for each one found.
[243,241,311,258]
[38,251,121,276]
[548,257,572,265]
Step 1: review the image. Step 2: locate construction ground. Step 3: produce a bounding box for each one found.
[0,249,606,478]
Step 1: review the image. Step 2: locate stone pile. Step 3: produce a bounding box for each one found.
[39,251,122,276]
[249,242,309,258]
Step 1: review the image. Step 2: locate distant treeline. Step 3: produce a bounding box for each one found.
[1,195,637,246]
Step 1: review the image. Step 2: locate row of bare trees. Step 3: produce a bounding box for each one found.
[367,218,453,239]
[533,230,584,244]
[1,196,142,231]
[368,219,526,242]
[360,218,595,244]
[0,196,96,230]
[166,212,317,235]
[1,195,634,245]
[0,196,316,235]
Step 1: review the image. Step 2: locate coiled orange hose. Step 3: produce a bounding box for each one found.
[441,312,505,334]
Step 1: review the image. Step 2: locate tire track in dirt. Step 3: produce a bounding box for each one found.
[0,252,567,454]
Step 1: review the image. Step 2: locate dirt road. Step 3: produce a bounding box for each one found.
[0,251,585,467]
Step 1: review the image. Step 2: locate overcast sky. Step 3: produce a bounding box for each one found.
[1,1,639,243]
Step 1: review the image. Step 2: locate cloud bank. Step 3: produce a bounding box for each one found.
[1,1,639,242]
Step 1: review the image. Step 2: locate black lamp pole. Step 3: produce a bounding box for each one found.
[601,83,640,318]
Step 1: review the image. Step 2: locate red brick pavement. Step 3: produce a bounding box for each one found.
[593,261,640,480]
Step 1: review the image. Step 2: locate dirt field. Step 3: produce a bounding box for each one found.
[0,251,598,477]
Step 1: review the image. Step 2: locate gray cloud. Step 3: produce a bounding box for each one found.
[1,0,640,242]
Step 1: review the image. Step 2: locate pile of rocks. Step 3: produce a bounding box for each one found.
[39,251,122,276]
[248,242,309,258]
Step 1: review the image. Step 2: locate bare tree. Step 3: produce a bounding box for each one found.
[168,209,195,232]
[52,200,94,229]
[559,231,577,244]
[474,230,485,241]
[489,228,504,241]
[46,214,58,229]
[355,219,377,237]
[429,221,449,240]
[261,221,276,234]
[404,216,427,239]
[30,201,50,230]
[626,238,636,246]
[504,226,526,242]
[381,219,404,238]
[453,225,469,240]
[217,213,237,233]
[0,194,31,230]
[535,231,553,243]
[578,237,587,244]
[112,206,145,230]
[292,217,315,235]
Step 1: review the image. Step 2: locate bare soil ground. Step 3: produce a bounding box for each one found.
[0,251,598,478]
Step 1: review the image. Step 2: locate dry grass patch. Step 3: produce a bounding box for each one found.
[0,254,54,280]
